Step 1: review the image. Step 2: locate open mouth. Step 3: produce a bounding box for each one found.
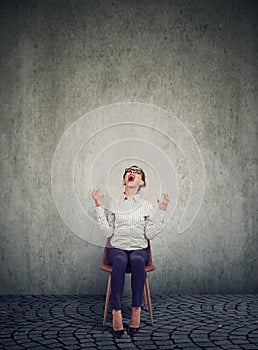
[128,174,135,182]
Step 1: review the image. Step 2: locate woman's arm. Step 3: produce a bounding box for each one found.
[144,206,167,240]
[144,193,170,240]
[92,188,115,237]
[95,206,115,238]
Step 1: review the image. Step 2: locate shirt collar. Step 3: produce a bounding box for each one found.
[120,191,141,203]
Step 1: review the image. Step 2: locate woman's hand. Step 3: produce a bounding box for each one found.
[91,189,105,207]
[157,193,170,211]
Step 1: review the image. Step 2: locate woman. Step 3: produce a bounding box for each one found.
[92,165,170,337]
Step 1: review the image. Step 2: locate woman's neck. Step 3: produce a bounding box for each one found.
[124,187,139,197]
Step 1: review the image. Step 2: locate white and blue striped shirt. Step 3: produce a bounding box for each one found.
[95,192,167,250]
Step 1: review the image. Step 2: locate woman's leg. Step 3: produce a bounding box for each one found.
[128,249,149,329]
[129,249,149,307]
[107,247,128,333]
[107,248,128,310]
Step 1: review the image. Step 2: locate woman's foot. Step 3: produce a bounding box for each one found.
[112,309,124,337]
[128,306,141,335]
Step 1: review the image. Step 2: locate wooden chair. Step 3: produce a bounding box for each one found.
[100,238,156,326]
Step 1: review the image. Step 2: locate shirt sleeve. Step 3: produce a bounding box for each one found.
[95,206,115,238]
[144,202,167,240]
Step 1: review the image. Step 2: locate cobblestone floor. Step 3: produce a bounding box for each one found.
[0,294,257,350]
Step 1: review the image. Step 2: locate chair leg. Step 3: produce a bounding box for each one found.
[144,283,149,311]
[145,274,154,325]
[103,273,111,326]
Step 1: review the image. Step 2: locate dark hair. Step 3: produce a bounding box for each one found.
[123,165,146,187]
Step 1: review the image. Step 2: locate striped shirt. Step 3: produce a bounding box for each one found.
[95,192,167,250]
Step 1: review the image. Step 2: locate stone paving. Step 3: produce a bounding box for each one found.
[0,294,257,350]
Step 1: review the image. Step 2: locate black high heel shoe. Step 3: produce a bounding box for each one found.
[127,326,140,335]
[112,310,124,337]
[112,329,124,337]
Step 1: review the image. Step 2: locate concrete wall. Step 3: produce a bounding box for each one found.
[0,0,257,295]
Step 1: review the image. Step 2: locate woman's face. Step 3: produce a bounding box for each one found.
[123,167,144,189]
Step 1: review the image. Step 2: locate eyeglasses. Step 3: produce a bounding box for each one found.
[124,168,142,175]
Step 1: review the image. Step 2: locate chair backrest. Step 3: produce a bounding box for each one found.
[100,238,156,272]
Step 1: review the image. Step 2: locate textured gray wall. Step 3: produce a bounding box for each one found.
[0,0,257,295]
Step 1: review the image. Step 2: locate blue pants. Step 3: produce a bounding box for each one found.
[107,247,149,310]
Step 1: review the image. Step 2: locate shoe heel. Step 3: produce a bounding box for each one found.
[127,326,140,335]
[113,329,124,337]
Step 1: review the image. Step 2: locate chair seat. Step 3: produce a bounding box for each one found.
[100,262,156,273]
[100,263,112,273]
